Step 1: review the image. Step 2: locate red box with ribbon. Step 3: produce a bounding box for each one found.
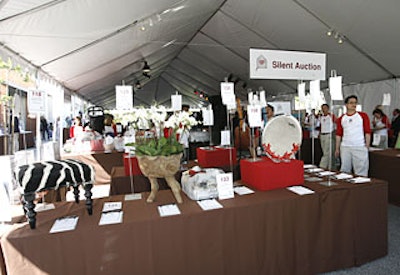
[197,146,237,168]
[240,157,304,191]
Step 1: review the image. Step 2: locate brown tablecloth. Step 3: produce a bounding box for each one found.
[62,151,124,185]
[0,177,387,275]
[369,148,400,205]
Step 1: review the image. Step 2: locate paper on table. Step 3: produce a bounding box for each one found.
[349,177,371,184]
[35,203,55,212]
[102,202,122,212]
[306,177,323,182]
[287,186,315,195]
[50,216,79,233]
[306,168,324,173]
[303,164,316,169]
[318,171,336,177]
[99,211,123,225]
[216,173,235,200]
[234,186,255,195]
[158,204,181,217]
[334,173,353,180]
[197,199,223,211]
[125,193,142,201]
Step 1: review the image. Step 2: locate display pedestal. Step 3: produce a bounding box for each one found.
[240,157,304,191]
[196,146,237,168]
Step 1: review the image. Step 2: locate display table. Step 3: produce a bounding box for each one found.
[0,177,387,275]
[61,151,124,184]
[369,148,400,205]
[197,146,237,168]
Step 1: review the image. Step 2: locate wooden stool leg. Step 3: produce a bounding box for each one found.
[73,184,80,203]
[84,184,93,215]
[23,193,36,229]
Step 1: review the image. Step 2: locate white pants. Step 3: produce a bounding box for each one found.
[340,146,369,176]
[319,133,336,170]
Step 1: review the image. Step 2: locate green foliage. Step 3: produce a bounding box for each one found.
[127,136,183,156]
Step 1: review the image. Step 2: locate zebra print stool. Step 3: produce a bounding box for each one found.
[15,159,95,229]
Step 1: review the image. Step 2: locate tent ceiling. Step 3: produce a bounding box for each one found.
[0,0,399,109]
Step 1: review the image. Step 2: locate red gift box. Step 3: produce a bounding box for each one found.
[123,154,143,176]
[197,146,237,168]
[240,157,304,191]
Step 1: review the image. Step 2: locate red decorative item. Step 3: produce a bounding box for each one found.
[197,146,237,168]
[90,139,104,151]
[123,153,143,176]
[240,157,304,191]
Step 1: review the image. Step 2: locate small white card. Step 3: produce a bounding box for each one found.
[102,201,122,212]
[306,177,323,182]
[158,204,181,217]
[99,211,123,225]
[382,93,391,106]
[349,177,371,184]
[303,164,316,169]
[306,168,324,173]
[171,94,182,111]
[125,193,142,201]
[220,130,231,146]
[202,108,214,126]
[220,82,236,106]
[318,171,336,177]
[35,203,55,212]
[369,147,384,151]
[50,216,79,233]
[197,199,223,211]
[234,186,255,195]
[329,76,343,101]
[334,173,353,180]
[247,105,262,128]
[216,173,234,200]
[287,186,315,195]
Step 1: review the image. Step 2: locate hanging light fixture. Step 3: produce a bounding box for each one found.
[142,61,151,73]
[135,80,142,89]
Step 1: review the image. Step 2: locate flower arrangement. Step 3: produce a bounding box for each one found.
[113,106,199,156]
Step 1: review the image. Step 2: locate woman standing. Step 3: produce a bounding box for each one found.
[371,109,390,149]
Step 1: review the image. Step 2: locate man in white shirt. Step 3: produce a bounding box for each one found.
[319,104,336,169]
[335,95,371,176]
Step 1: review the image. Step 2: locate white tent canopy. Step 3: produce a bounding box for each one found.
[0,0,399,111]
